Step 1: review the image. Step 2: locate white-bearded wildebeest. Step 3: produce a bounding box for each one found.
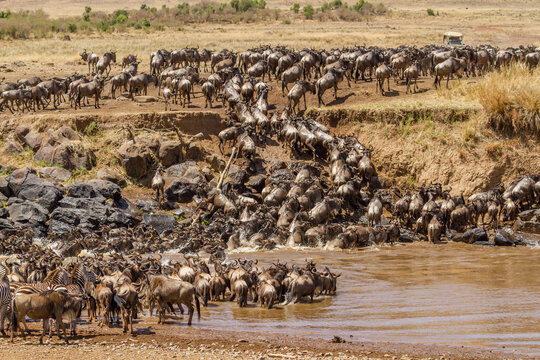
[121,54,137,68]
[404,61,421,93]
[80,49,99,74]
[145,275,200,325]
[201,80,215,108]
[354,51,384,82]
[287,80,315,114]
[375,63,393,95]
[128,73,157,99]
[316,67,347,106]
[11,288,70,344]
[96,51,116,76]
[172,77,192,107]
[434,57,464,89]
[74,75,104,109]
[110,71,132,98]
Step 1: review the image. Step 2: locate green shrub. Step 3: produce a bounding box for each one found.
[427,8,435,16]
[303,4,314,18]
[142,18,151,27]
[219,3,227,12]
[116,14,128,23]
[85,6,92,14]
[82,13,90,21]
[67,23,77,32]
[140,4,148,10]
[291,3,300,13]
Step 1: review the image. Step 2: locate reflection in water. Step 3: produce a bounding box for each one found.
[169,243,540,356]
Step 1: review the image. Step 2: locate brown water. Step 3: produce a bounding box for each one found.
[170,243,540,357]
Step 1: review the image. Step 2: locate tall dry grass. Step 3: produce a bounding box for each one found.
[471,63,540,135]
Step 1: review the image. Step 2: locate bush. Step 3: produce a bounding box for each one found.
[427,8,435,16]
[291,3,300,13]
[67,23,77,32]
[0,10,11,19]
[140,4,148,10]
[142,18,151,27]
[82,13,90,21]
[116,14,128,23]
[85,6,92,14]
[303,4,314,18]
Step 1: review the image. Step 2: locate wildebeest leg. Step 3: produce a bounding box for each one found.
[303,93,307,110]
[446,74,450,89]
[387,77,391,92]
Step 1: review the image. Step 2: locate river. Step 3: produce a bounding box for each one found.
[169,242,540,357]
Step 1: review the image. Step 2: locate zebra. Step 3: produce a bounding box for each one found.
[1,263,11,336]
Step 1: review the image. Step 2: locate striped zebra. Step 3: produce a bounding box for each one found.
[1,263,10,335]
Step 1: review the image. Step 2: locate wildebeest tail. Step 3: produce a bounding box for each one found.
[11,298,17,332]
[268,296,274,310]
[113,293,125,308]
[195,295,201,320]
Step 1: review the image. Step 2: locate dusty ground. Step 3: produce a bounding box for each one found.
[1,317,533,360]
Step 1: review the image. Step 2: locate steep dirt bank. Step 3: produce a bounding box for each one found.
[2,106,537,196]
[307,107,540,195]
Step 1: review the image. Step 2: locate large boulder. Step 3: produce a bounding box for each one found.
[4,141,23,154]
[494,229,516,246]
[8,200,48,224]
[6,167,63,211]
[23,132,43,151]
[116,136,161,179]
[14,125,30,142]
[159,141,183,167]
[47,126,81,144]
[514,220,540,234]
[34,141,96,171]
[142,213,177,234]
[0,178,10,197]
[185,142,207,161]
[164,178,200,203]
[452,227,488,244]
[38,167,72,182]
[97,167,126,186]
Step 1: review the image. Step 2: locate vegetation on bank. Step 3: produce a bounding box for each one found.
[0,2,387,40]
[471,63,539,135]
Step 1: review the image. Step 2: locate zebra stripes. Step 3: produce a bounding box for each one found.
[0,264,10,335]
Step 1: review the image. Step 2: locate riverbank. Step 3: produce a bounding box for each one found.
[2,320,532,360]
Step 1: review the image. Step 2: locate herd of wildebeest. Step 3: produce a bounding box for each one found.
[0,44,539,113]
[0,43,539,344]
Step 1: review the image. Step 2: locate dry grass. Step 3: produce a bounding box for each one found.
[469,63,540,135]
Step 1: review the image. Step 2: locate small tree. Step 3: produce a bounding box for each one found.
[291,3,300,13]
[85,6,92,14]
[142,18,151,27]
[303,4,314,19]
[427,8,435,16]
[230,0,239,11]
[67,23,77,33]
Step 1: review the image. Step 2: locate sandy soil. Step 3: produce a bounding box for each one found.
[1,317,532,360]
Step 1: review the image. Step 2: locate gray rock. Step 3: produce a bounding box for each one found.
[165,178,200,203]
[185,142,207,161]
[7,167,63,211]
[34,141,96,171]
[97,167,126,186]
[228,169,247,188]
[4,141,23,154]
[0,178,10,197]
[142,213,177,234]
[494,229,515,246]
[68,182,100,199]
[246,174,266,192]
[14,125,30,141]
[38,167,72,182]
[85,180,122,200]
[23,132,43,151]
[518,209,537,222]
[159,141,183,167]
[452,227,488,244]
[48,126,81,144]
[205,154,225,172]
[514,220,540,234]
[134,199,159,212]
[8,200,48,224]
[165,161,199,178]
[116,140,152,179]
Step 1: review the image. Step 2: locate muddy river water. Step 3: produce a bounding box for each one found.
[170,242,540,357]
